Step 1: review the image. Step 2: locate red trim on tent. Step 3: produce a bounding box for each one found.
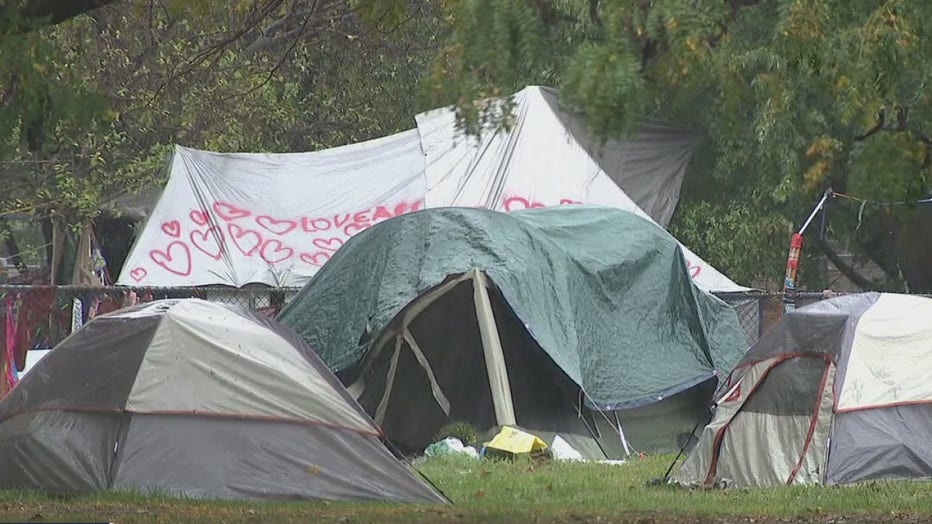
[786,362,832,485]
[0,406,383,438]
[835,399,932,414]
[732,352,835,373]
[703,361,778,485]
[703,354,833,486]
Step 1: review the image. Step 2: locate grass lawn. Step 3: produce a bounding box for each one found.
[1,454,930,523]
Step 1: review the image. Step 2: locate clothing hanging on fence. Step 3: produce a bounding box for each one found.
[77,292,98,323]
[0,287,160,380]
[254,306,278,318]
[13,288,70,370]
[2,296,19,397]
[72,297,84,333]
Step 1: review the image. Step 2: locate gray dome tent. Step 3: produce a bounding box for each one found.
[279,206,747,459]
[674,292,932,487]
[0,299,446,503]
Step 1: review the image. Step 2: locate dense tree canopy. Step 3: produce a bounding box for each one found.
[419,0,932,291]
[1,0,930,291]
[0,0,444,266]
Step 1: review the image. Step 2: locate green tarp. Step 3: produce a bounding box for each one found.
[278,206,746,409]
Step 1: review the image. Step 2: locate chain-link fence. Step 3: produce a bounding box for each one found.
[0,284,924,370]
[0,286,302,370]
[715,291,830,348]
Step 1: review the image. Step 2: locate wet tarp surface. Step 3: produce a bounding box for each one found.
[279,206,746,409]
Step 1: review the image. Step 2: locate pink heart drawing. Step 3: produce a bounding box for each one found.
[227,223,262,256]
[130,267,148,282]
[161,220,181,238]
[190,210,209,226]
[149,242,192,277]
[260,239,294,264]
[299,252,331,267]
[190,227,224,260]
[311,237,344,252]
[213,202,251,221]
[256,215,297,235]
[685,260,702,279]
[343,222,371,237]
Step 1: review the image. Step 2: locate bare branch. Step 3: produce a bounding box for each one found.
[816,237,891,291]
[246,0,345,54]
[588,0,601,25]
[139,0,286,108]
[854,111,885,141]
[222,0,320,101]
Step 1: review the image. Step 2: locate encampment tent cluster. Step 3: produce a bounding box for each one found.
[1,86,930,504]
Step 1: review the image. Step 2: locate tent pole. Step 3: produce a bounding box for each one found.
[613,411,632,457]
[470,269,517,426]
[648,420,703,486]
[374,334,403,426]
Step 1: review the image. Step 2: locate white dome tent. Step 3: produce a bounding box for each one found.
[0,299,446,503]
[675,293,932,487]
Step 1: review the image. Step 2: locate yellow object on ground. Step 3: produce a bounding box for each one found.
[484,426,548,455]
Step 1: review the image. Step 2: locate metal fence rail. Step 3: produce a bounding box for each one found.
[0,285,926,365]
[715,291,833,348]
[0,286,303,368]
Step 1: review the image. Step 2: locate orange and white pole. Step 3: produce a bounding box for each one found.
[782,188,833,315]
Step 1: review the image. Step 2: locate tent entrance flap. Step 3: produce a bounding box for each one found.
[354,271,517,451]
[374,336,403,425]
[402,328,451,417]
[710,356,831,487]
[346,272,474,398]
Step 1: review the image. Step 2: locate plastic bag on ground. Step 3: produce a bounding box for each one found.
[551,435,584,461]
[424,437,479,459]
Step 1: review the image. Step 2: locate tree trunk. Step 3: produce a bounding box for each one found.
[892,207,932,293]
[0,220,27,272]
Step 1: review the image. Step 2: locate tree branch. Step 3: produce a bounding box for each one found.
[816,237,889,291]
[854,111,885,140]
[222,0,320,101]
[245,0,350,54]
[588,0,601,25]
[529,0,556,25]
[896,105,908,130]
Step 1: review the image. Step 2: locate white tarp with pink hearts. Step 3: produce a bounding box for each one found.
[118,86,746,292]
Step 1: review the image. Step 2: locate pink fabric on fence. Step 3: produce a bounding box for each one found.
[2,297,17,396]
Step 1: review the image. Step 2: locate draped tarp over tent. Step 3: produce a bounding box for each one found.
[417,86,694,228]
[117,86,745,292]
[278,206,747,456]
